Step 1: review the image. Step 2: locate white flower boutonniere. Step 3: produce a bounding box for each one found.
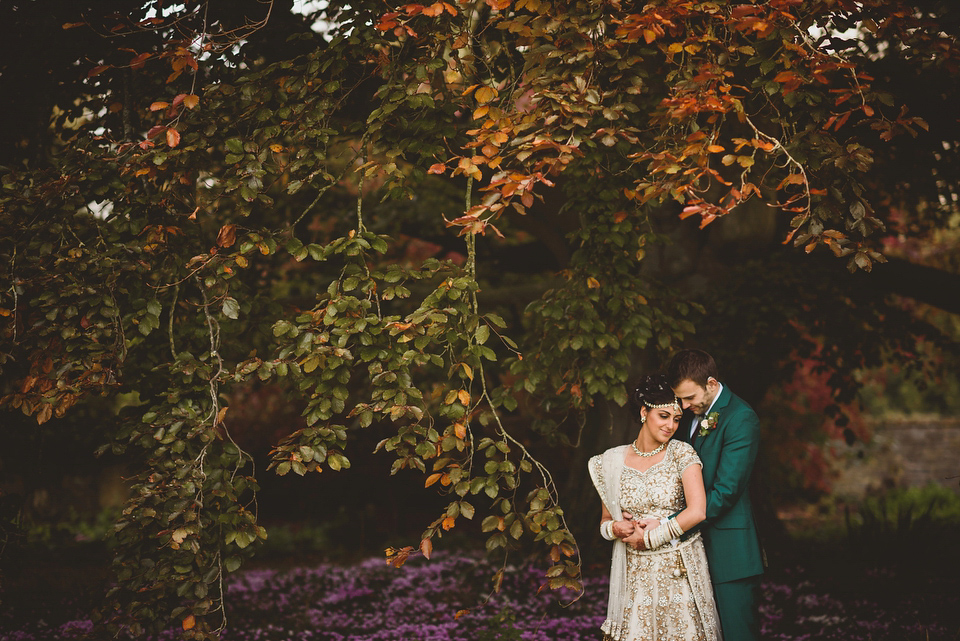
[698,412,720,437]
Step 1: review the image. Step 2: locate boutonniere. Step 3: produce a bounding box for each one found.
[698,412,720,437]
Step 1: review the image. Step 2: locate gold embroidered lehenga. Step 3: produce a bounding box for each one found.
[588,440,722,641]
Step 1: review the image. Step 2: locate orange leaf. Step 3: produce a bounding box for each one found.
[422,2,444,16]
[457,389,470,405]
[442,516,456,530]
[425,473,442,488]
[150,101,169,111]
[182,615,196,631]
[475,86,498,104]
[862,104,874,117]
[270,144,284,153]
[613,211,628,223]
[216,224,237,248]
[428,163,447,174]
[183,94,200,109]
[455,422,467,439]
[165,127,181,148]
[420,538,433,559]
[706,145,725,153]
[586,277,600,289]
[87,65,110,78]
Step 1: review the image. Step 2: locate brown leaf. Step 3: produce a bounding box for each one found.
[149,101,169,111]
[183,94,200,109]
[182,615,196,631]
[475,86,497,105]
[420,538,433,559]
[165,127,181,148]
[216,224,237,248]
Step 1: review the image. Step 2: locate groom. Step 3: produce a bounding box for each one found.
[669,349,763,641]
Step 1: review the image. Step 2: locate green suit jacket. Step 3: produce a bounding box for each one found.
[678,385,764,584]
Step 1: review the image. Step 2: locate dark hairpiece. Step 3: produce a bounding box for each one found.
[630,373,678,413]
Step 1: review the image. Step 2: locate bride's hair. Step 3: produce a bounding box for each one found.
[630,373,676,415]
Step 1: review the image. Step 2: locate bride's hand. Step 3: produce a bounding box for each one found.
[611,519,635,538]
[621,529,646,550]
[635,518,660,531]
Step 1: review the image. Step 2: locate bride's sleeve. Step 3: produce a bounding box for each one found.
[675,442,702,476]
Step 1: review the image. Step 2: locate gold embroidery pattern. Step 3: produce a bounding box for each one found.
[601,441,721,641]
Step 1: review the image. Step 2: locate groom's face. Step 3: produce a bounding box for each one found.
[672,378,719,415]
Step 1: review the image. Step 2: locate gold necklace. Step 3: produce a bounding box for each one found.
[631,439,666,458]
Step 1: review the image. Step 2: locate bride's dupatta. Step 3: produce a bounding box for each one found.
[587,445,629,640]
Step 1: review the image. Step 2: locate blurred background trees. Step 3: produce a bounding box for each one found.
[1,0,958,637]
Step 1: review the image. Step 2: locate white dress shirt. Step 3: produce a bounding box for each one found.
[690,382,723,440]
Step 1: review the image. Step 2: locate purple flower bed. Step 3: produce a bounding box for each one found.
[1,553,956,640]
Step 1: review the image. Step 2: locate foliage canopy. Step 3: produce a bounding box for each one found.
[1,0,959,637]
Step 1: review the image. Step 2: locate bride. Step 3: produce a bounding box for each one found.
[588,374,722,641]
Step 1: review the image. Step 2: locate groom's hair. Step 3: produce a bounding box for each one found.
[667,349,719,388]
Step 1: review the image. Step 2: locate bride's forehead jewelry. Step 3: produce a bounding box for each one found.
[645,397,681,412]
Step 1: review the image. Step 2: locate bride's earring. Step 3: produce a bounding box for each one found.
[640,414,646,424]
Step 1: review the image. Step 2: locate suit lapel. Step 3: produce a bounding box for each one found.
[695,385,732,452]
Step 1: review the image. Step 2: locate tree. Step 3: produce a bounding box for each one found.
[1,0,958,637]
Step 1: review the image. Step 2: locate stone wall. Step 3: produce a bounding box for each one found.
[831,416,960,498]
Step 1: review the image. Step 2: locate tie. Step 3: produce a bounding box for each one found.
[691,414,703,442]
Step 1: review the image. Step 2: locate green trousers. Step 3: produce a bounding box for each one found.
[712,575,760,641]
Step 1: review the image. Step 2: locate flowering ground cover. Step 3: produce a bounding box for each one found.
[1,551,957,640]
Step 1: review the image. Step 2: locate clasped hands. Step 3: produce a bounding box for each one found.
[610,511,660,550]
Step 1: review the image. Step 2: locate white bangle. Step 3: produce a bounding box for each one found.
[600,520,615,541]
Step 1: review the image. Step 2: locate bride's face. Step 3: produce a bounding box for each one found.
[642,406,682,443]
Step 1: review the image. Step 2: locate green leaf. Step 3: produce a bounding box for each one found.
[222,297,240,319]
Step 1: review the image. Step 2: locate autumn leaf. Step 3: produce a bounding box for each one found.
[150,101,169,111]
[183,94,200,109]
[216,224,237,248]
[422,2,445,16]
[425,473,442,487]
[475,86,497,105]
[182,615,196,631]
[420,538,433,559]
[165,127,181,148]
